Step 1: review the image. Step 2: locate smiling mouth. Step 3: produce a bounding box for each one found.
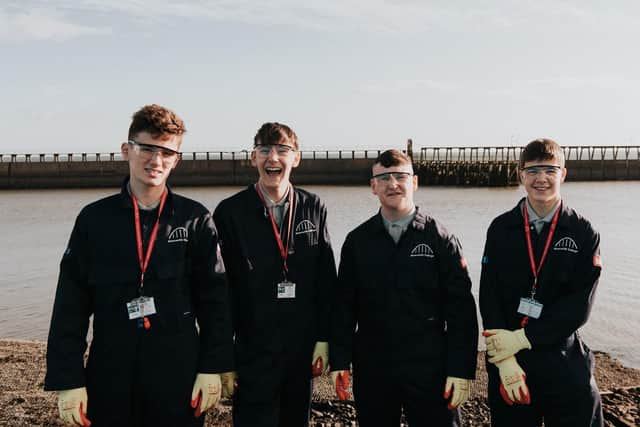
[265,167,282,176]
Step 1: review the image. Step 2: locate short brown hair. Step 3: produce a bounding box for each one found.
[254,122,298,150]
[128,104,186,141]
[519,138,565,168]
[373,149,412,171]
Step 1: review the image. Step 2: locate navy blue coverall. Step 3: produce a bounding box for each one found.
[330,209,478,427]
[213,185,337,427]
[480,199,603,427]
[45,180,234,427]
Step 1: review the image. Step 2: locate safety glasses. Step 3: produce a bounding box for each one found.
[128,140,180,161]
[372,172,413,184]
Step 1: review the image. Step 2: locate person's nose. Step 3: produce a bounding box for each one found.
[266,147,279,161]
[387,175,401,186]
[148,150,163,164]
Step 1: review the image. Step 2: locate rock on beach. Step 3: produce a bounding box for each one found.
[1,339,639,427]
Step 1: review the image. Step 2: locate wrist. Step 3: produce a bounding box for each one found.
[515,328,532,350]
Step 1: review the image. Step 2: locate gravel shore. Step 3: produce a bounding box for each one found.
[1,339,638,426]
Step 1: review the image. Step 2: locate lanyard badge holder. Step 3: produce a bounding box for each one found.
[518,203,561,327]
[256,185,297,299]
[126,190,167,330]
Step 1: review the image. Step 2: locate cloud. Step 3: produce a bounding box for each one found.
[360,78,460,94]
[8,0,546,35]
[495,76,640,95]
[0,7,111,42]
[3,1,639,42]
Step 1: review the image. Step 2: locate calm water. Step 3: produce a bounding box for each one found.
[1,182,638,368]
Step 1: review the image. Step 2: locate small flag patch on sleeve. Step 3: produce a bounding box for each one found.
[593,254,602,267]
[481,255,489,264]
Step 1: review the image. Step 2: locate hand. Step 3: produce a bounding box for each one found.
[190,373,222,417]
[443,377,470,409]
[220,371,237,399]
[57,387,91,426]
[330,370,351,400]
[311,341,329,377]
[495,356,531,405]
[484,329,531,363]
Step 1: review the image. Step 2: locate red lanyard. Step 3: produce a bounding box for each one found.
[522,201,561,299]
[255,185,294,276]
[131,190,168,292]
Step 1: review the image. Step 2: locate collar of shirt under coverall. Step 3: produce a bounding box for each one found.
[522,198,560,234]
[119,177,175,216]
[381,207,416,243]
[256,182,291,228]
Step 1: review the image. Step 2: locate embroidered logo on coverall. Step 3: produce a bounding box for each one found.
[167,227,188,243]
[410,244,435,258]
[553,237,578,253]
[295,220,316,235]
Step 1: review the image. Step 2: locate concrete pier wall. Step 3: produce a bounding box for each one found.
[1,148,638,189]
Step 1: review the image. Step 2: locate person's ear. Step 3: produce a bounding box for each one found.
[292,150,301,168]
[171,155,180,169]
[121,142,130,160]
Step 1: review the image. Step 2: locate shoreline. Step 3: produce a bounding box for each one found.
[2,339,639,426]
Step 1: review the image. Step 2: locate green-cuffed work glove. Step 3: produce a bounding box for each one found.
[220,371,237,399]
[443,377,470,409]
[495,356,531,405]
[330,370,351,400]
[484,329,532,363]
[57,387,91,426]
[311,341,329,377]
[190,373,222,417]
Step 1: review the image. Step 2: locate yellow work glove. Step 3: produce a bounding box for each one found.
[57,387,91,426]
[330,370,351,400]
[495,356,531,405]
[311,341,329,377]
[484,329,532,363]
[443,377,470,409]
[220,371,237,399]
[190,373,222,417]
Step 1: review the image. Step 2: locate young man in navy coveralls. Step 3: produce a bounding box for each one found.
[330,149,478,426]
[45,105,233,426]
[480,138,603,426]
[213,122,337,427]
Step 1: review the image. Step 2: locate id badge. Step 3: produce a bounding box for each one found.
[127,296,157,320]
[277,281,296,299]
[517,297,543,319]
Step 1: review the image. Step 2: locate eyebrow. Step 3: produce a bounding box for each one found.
[522,165,561,169]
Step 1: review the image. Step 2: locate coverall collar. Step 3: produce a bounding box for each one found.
[508,197,571,230]
[374,206,428,234]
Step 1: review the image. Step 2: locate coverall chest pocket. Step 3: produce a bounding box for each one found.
[407,254,439,294]
[543,250,579,297]
[152,261,194,333]
[87,265,139,325]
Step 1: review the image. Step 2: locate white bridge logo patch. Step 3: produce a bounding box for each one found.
[168,227,188,243]
[553,237,578,253]
[295,220,316,235]
[410,243,435,258]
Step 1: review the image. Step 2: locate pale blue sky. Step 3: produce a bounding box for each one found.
[2,1,640,154]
